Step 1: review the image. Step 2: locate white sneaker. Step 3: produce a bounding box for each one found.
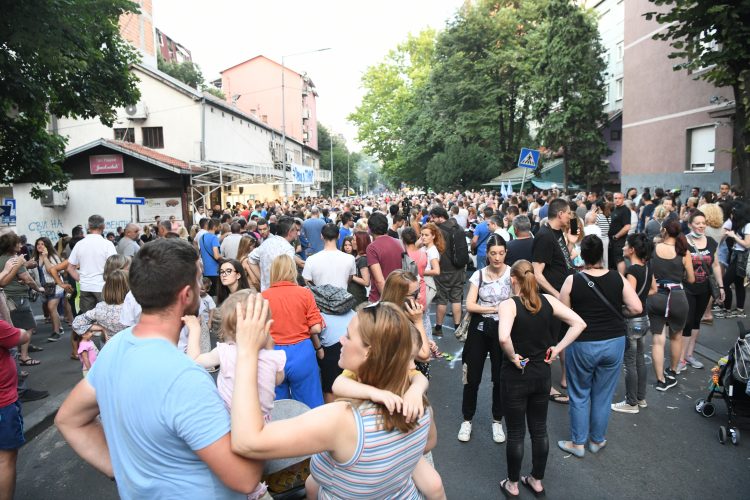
[686,355,704,369]
[611,400,639,414]
[492,421,506,443]
[675,360,688,374]
[457,421,472,442]
[637,399,648,408]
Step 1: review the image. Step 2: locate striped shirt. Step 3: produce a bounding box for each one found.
[310,402,430,499]
[596,214,611,240]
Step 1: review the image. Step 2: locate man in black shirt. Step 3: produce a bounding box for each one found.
[532,198,576,403]
[609,192,632,273]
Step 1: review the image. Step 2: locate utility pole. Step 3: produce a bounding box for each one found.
[330,136,334,198]
[347,152,350,196]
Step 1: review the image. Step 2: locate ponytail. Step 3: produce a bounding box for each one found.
[510,260,541,314]
[662,219,688,256]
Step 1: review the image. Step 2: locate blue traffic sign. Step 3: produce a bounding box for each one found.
[116,196,145,205]
[517,148,541,169]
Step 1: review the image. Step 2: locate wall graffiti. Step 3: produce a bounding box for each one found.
[26,218,65,242]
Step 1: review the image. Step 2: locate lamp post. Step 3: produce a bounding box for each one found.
[281,47,331,199]
[330,135,334,198]
[347,151,350,196]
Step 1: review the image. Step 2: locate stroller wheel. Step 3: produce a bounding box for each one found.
[719,426,727,445]
[701,402,716,418]
[730,428,740,446]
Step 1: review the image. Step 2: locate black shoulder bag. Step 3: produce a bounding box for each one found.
[577,271,649,340]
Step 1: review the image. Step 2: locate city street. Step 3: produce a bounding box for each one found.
[14,301,749,499]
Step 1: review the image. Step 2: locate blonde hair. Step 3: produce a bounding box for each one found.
[700,203,724,229]
[218,289,271,342]
[381,269,418,305]
[104,254,130,281]
[653,205,668,222]
[102,269,129,305]
[270,254,297,285]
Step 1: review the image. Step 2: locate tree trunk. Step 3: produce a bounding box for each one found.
[563,147,569,193]
[733,80,750,196]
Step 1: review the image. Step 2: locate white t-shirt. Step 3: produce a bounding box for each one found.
[302,249,356,289]
[455,209,469,229]
[68,233,117,292]
[494,227,512,242]
[727,220,750,252]
[220,233,243,260]
[422,245,440,273]
[468,266,512,321]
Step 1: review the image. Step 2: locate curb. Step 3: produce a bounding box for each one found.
[694,343,724,365]
[23,388,71,443]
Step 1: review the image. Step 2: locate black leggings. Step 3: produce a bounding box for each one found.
[685,291,711,335]
[502,375,551,482]
[724,251,747,310]
[461,316,503,421]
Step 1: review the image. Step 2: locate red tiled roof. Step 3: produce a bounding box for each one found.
[104,139,195,171]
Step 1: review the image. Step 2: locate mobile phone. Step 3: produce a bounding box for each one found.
[520,357,529,368]
[545,348,553,362]
[570,217,579,234]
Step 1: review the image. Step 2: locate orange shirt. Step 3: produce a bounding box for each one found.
[262,281,323,345]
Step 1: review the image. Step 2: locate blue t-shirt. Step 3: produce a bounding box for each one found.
[474,222,490,257]
[302,218,326,255]
[200,233,221,276]
[88,328,244,500]
[539,203,549,220]
[337,227,352,250]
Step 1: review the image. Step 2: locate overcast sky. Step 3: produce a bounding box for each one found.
[153,0,464,152]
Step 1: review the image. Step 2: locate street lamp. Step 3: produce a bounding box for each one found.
[330,135,334,198]
[281,47,331,198]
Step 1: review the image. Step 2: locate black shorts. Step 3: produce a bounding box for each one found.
[435,270,465,305]
[318,342,343,394]
[610,238,626,265]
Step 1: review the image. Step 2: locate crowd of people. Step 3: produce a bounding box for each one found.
[0,180,745,498]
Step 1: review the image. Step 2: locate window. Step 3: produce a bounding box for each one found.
[616,41,624,61]
[142,127,164,149]
[687,126,715,172]
[603,83,609,103]
[615,78,623,101]
[113,127,134,143]
[610,130,621,141]
[603,50,610,65]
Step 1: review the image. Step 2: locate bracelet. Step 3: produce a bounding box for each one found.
[316,346,323,351]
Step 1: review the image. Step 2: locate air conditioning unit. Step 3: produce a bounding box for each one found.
[124,102,149,120]
[40,189,69,208]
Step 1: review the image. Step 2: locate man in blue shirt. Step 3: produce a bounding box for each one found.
[55,239,262,498]
[337,212,354,249]
[198,219,221,295]
[471,207,494,270]
[301,206,326,256]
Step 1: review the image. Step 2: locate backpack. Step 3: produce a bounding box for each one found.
[309,284,356,315]
[448,221,470,268]
[402,251,419,276]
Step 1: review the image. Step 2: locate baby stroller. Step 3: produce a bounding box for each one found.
[694,322,750,445]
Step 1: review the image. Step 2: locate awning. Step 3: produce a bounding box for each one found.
[483,158,563,186]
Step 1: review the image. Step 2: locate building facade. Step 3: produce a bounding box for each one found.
[118,0,157,67]
[220,56,320,152]
[621,0,733,191]
[155,28,192,64]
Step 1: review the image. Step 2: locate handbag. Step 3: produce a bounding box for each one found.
[43,282,57,297]
[309,284,356,315]
[455,269,483,342]
[577,272,648,339]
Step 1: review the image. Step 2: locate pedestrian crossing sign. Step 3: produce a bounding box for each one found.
[517,148,540,169]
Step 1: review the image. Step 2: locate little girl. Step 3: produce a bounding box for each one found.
[184,289,285,500]
[76,330,98,378]
[308,326,445,500]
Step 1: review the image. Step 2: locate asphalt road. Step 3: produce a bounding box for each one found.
[14,302,750,499]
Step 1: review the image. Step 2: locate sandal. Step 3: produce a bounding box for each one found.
[549,393,569,404]
[499,479,519,498]
[70,354,79,361]
[19,358,41,366]
[521,476,546,497]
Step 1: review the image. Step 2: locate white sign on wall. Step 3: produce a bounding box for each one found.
[137,197,183,222]
[15,179,134,243]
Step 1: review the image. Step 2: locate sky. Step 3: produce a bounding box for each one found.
[153,0,465,152]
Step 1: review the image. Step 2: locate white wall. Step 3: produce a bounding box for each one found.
[15,179,134,243]
[203,105,276,166]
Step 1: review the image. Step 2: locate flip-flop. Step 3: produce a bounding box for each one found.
[499,479,519,498]
[19,358,41,366]
[520,476,546,497]
[549,393,569,404]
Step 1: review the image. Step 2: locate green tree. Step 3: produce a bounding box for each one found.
[533,0,609,191]
[203,86,226,100]
[425,138,491,192]
[1,0,141,196]
[348,30,437,186]
[318,123,360,195]
[157,55,204,89]
[646,1,750,194]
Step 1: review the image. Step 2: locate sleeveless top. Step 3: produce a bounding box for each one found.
[310,402,430,500]
[651,247,684,283]
[570,270,626,341]
[500,296,554,380]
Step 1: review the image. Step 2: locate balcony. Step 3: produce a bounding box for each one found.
[315,169,331,182]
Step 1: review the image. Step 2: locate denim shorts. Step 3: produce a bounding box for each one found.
[0,401,25,450]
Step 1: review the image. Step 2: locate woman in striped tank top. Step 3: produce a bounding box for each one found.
[231,297,442,500]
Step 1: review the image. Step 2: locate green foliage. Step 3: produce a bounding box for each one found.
[157,55,204,89]
[202,85,226,100]
[0,0,141,197]
[318,123,360,195]
[646,0,750,192]
[426,139,491,192]
[533,0,610,190]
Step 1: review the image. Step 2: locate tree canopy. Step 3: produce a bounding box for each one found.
[0,0,141,197]
[318,123,362,195]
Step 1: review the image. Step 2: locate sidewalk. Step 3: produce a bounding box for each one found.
[17,299,747,442]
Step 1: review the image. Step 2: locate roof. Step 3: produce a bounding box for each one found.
[484,157,563,185]
[65,138,205,174]
[220,55,302,77]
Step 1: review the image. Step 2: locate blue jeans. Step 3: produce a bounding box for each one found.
[274,339,324,409]
[565,337,625,445]
[476,253,486,271]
